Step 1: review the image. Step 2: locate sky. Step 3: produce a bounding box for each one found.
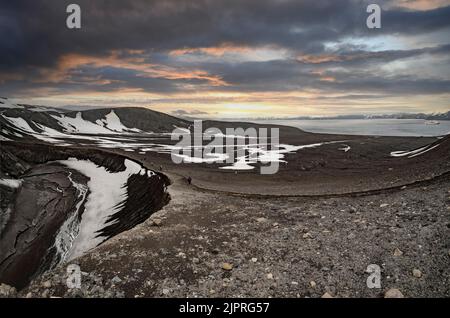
[0,0,449,118]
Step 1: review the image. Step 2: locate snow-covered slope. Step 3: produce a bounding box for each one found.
[0,97,24,109]
[0,100,190,142]
[50,111,139,134]
[58,158,156,260]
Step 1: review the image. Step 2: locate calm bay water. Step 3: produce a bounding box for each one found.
[250,119,450,137]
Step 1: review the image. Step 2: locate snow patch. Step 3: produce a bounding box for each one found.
[95,110,141,133]
[0,98,24,109]
[58,158,149,260]
[390,143,441,158]
[51,172,88,266]
[2,115,37,134]
[339,145,351,152]
[51,112,113,134]
[0,178,22,188]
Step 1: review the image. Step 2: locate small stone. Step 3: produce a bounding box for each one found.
[310,281,317,288]
[393,248,403,256]
[212,248,220,255]
[384,288,404,298]
[251,258,258,263]
[412,269,422,278]
[273,223,279,227]
[152,218,162,226]
[42,280,52,288]
[192,257,200,264]
[222,263,233,271]
[0,283,16,297]
[266,273,274,280]
[291,281,299,285]
[111,276,122,284]
[162,288,170,295]
[380,203,389,208]
[41,289,50,298]
[256,217,268,223]
[321,292,333,298]
[302,232,312,239]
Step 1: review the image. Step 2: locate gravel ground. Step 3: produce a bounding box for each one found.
[15,172,450,298]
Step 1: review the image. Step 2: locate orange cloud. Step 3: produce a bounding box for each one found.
[297,54,343,64]
[34,50,228,87]
[0,72,25,84]
[169,44,251,57]
[389,0,450,10]
[319,76,336,82]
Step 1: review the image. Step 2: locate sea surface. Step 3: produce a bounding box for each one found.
[250,119,450,137]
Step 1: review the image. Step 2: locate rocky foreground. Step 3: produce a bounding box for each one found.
[3,169,448,298]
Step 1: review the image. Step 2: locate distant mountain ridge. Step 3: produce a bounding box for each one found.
[249,111,450,121]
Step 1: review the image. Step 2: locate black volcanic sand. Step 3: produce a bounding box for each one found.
[116,133,449,196]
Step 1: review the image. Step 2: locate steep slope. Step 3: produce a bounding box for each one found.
[67,107,190,133]
[0,141,170,289]
[0,98,191,141]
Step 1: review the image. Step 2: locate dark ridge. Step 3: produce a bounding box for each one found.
[65,107,191,132]
[0,108,64,131]
[0,141,128,176]
[0,146,31,178]
[0,116,38,142]
[1,105,191,138]
[401,134,450,154]
[0,165,88,290]
[97,171,171,240]
[0,141,171,289]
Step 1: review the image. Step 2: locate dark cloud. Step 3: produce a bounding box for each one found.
[0,0,449,102]
[1,0,450,71]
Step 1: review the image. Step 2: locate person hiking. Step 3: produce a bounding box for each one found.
[187,176,192,185]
